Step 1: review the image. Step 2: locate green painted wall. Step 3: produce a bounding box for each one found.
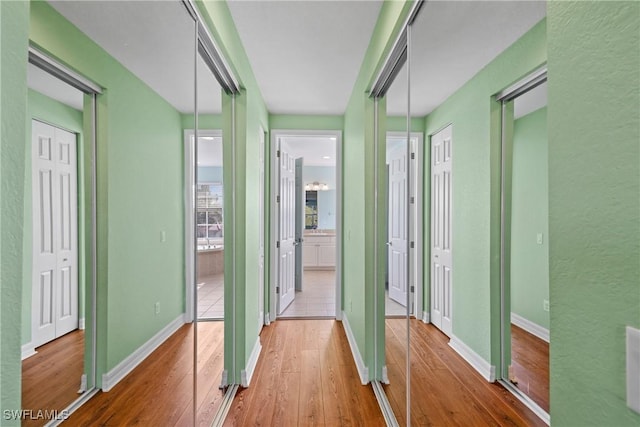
[197,0,269,383]
[547,1,640,424]
[510,107,549,330]
[269,114,343,130]
[343,0,413,378]
[30,2,189,380]
[181,113,222,130]
[423,19,547,364]
[22,89,85,346]
[0,1,29,421]
[387,115,425,133]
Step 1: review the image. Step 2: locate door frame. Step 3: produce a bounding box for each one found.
[386,131,424,318]
[183,128,223,322]
[269,129,343,321]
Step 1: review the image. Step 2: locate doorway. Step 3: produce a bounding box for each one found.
[269,130,342,320]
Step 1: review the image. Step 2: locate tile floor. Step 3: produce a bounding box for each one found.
[196,270,408,319]
[197,273,224,319]
[280,270,337,317]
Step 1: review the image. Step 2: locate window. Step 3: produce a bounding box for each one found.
[197,183,223,240]
[305,190,318,229]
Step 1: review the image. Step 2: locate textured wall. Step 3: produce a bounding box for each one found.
[0,1,29,423]
[511,107,549,330]
[548,1,640,424]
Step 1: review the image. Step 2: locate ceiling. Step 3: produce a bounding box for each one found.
[27,62,84,111]
[49,0,221,114]
[282,136,336,167]
[227,0,383,115]
[198,136,223,167]
[48,1,545,120]
[387,1,546,116]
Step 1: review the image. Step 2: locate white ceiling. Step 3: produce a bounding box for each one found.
[514,80,547,119]
[227,0,383,115]
[387,1,546,116]
[49,0,221,114]
[282,136,336,167]
[198,136,223,167]
[47,1,545,121]
[27,62,84,111]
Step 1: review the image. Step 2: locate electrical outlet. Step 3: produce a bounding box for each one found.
[160,231,166,242]
[155,302,160,315]
[543,299,550,312]
[536,233,543,245]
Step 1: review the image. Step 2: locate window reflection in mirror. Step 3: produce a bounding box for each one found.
[305,190,318,229]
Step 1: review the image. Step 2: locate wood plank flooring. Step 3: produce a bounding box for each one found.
[224,319,386,426]
[511,324,549,412]
[384,319,546,426]
[22,330,84,427]
[65,321,224,426]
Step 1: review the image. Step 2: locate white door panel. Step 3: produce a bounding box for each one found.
[388,144,408,306]
[32,120,78,347]
[278,140,296,313]
[431,125,453,337]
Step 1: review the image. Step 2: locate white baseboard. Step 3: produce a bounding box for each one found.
[220,370,228,389]
[449,334,496,382]
[101,314,185,392]
[79,318,85,330]
[241,337,262,387]
[511,313,549,343]
[78,374,87,393]
[381,365,389,384]
[264,313,271,326]
[341,311,369,384]
[21,342,37,360]
[421,311,430,324]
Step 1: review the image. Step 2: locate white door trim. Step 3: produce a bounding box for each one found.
[269,129,343,321]
[387,131,424,317]
[184,128,223,322]
[258,126,266,332]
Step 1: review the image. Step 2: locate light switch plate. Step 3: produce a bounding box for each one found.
[536,233,543,245]
[627,326,640,414]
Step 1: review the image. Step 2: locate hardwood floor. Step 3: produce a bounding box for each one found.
[65,322,224,426]
[224,319,386,426]
[511,324,549,412]
[22,329,84,427]
[384,319,546,426]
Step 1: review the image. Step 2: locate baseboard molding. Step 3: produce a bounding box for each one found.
[21,342,37,360]
[79,318,85,330]
[341,311,369,384]
[241,337,262,387]
[101,314,185,392]
[421,311,430,324]
[381,365,389,384]
[78,374,87,393]
[511,313,549,343]
[449,334,496,382]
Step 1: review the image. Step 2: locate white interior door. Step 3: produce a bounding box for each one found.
[388,143,408,306]
[430,125,453,336]
[278,139,296,314]
[32,120,78,348]
[258,129,265,328]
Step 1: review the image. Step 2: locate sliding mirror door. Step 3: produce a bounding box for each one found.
[378,36,412,425]
[192,43,226,424]
[37,0,198,423]
[22,53,99,427]
[500,77,549,418]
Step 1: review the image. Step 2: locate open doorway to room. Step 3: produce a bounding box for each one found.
[270,130,342,319]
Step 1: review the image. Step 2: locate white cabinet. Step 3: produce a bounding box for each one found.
[303,235,335,269]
